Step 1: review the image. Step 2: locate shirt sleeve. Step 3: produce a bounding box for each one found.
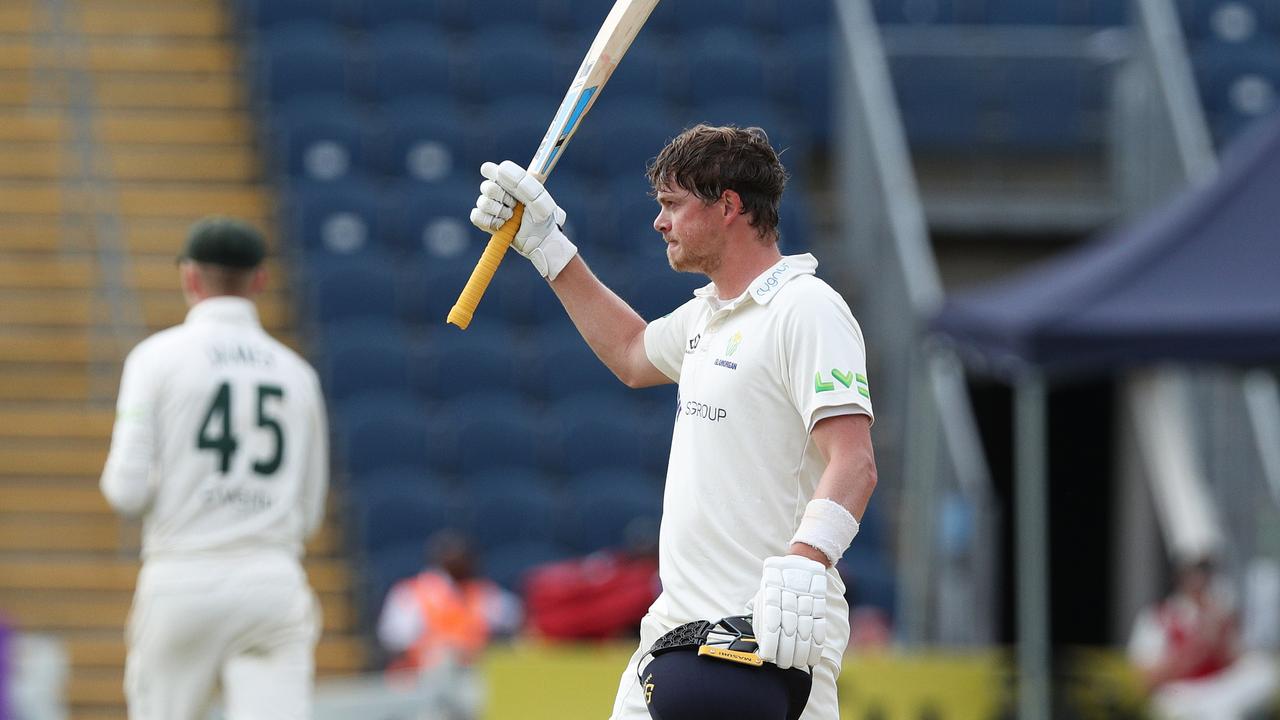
[100,344,161,517]
[643,298,700,383]
[378,581,425,653]
[301,368,329,539]
[782,288,875,431]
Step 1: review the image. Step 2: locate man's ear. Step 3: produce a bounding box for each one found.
[721,189,744,222]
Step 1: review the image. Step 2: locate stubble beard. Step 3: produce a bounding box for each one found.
[666,233,724,276]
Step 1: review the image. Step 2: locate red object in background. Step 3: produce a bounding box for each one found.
[524,551,659,640]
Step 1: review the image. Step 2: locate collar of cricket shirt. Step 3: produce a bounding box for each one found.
[693,253,819,309]
[185,296,261,326]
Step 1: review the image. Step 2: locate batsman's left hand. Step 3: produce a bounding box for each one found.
[751,554,827,670]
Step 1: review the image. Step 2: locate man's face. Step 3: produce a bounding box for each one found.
[653,184,726,276]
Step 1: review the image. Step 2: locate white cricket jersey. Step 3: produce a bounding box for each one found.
[101,297,329,560]
[642,253,874,668]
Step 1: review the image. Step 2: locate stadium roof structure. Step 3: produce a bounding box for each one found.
[931,111,1280,376]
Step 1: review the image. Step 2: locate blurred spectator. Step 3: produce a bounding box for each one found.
[1127,554,1278,720]
[377,530,523,673]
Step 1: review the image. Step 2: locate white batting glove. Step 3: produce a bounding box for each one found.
[751,555,828,670]
[469,160,577,281]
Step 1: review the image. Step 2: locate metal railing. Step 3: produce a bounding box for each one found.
[834,0,997,646]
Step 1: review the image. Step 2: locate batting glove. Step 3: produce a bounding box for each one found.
[470,160,577,281]
[751,555,827,670]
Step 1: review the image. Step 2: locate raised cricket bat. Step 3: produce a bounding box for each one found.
[446,0,660,329]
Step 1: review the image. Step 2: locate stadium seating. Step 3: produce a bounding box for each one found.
[543,395,659,475]
[352,484,459,556]
[559,482,663,554]
[415,326,523,402]
[339,395,438,477]
[356,24,453,103]
[305,255,400,326]
[482,540,575,592]
[253,22,350,106]
[268,99,369,181]
[286,178,387,256]
[444,395,542,474]
[371,97,471,182]
[317,321,412,403]
[461,482,560,552]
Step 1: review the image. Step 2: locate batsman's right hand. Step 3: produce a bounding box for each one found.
[470,161,578,281]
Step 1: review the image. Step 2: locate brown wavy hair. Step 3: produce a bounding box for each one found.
[646,124,788,243]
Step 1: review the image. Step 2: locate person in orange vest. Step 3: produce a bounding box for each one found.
[377,530,523,674]
[1127,552,1278,719]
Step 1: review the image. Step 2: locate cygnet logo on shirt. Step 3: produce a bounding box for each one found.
[753,262,790,297]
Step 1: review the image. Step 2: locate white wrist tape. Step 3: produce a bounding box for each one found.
[790,498,860,566]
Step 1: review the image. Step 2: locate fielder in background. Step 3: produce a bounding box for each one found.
[469,124,878,720]
[100,218,329,720]
[1128,553,1279,720]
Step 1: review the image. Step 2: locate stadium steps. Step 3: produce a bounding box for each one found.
[0,3,364,717]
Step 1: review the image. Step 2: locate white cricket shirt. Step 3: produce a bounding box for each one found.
[101,297,329,560]
[643,254,874,668]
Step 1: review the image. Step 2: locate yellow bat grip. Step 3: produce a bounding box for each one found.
[446,203,524,329]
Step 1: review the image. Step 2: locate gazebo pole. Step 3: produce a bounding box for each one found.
[1016,371,1051,719]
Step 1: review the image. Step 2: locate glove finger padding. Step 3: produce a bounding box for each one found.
[751,555,828,670]
[475,160,578,280]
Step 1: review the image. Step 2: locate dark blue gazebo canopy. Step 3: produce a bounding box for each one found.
[932,113,1280,375]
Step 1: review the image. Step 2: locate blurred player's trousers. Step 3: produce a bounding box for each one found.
[123,551,320,720]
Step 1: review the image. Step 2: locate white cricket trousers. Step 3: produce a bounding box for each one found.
[609,615,842,720]
[125,552,320,720]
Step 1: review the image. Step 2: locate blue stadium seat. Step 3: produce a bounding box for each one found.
[772,30,833,145]
[351,484,458,556]
[890,56,985,151]
[667,0,776,36]
[564,467,664,497]
[317,320,412,402]
[461,482,560,552]
[286,179,387,256]
[839,546,897,616]
[480,94,564,171]
[772,0,833,33]
[399,251,479,326]
[482,540,574,592]
[520,328,630,402]
[984,0,1062,24]
[569,108,673,179]
[356,24,452,103]
[269,100,369,182]
[454,27,564,102]
[544,395,667,475]
[996,58,1092,149]
[239,0,347,31]
[346,465,448,496]
[1181,0,1273,44]
[610,193,665,259]
[390,179,478,258]
[1195,42,1280,142]
[559,482,663,554]
[463,466,556,494]
[547,0,672,37]
[415,326,522,402]
[254,22,350,106]
[687,28,770,106]
[361,0,448,29]
[873,0,959,23]
[306,253,401,324]
[619,263,705,321]
[371,97,472,182]
[340,395,437,477]
[443,395,542,474]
